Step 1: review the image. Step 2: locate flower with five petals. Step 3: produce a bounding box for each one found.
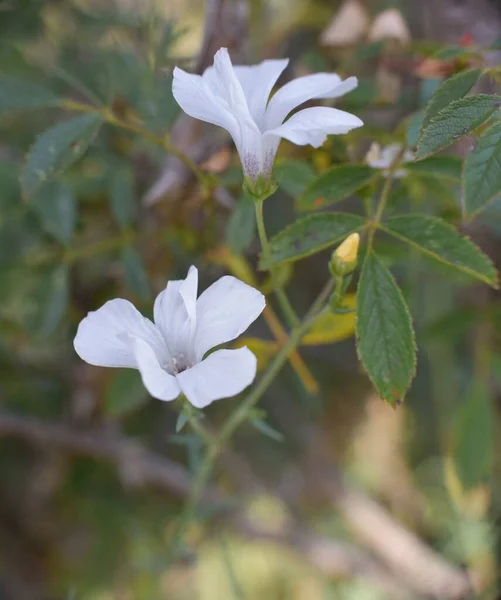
[74,266,265,408]
[173,48,363,188]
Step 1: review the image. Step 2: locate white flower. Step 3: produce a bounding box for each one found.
[74,266,265,409]
[365,142,414,178]
[173,48,363,182]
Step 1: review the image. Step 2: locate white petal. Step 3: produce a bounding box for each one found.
[194,276,265,361]
[154,266,198,363]
[265,106,363,148]
[173,66,241,145]
[205,49,265,179]
[176,347,257,409]
[74,299,168,368]
[132,336,181,401]
[265,73,358,129]
[233,59,289,127]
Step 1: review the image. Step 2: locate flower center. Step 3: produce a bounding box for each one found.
[166,353,192,375]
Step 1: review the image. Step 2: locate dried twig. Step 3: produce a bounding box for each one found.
[143,0,249,207]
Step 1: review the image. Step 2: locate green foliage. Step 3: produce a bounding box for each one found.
[0,75,60,113]
[225,193,256,254]
[34,264,70,337]
[105,370,149,416]
[453,386,494,489]
[423,69,483,127]
[355,252,416,405]
[417,95,500,158]
[21,114,104,197]
[298,165,379,210]
[463,122,501,217]
[406,156,462,181]
[121,246,151,300]
[1,5,501,596]
[381,215,498,287]
[108,166,136,229]
[275,160,316,198]
[30,181,77,246]
[261,213,365,267]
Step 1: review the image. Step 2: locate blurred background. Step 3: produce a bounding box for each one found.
[1,0,501,598]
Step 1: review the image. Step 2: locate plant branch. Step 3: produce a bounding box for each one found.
[59,100,209,186]
[255,197,299,328]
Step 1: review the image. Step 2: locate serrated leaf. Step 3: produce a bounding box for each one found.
[423,69,482,127]
[108,167,136,228]
[0,75,60,113]
[417,95,501,159]
[21,113,103,197]
[275,161,316,198]
[356,252,416,405]
[105,370,148,416]
[225,193,256,254]
[453,386,494,489]
[463,122,501,217]
[121,246,151,300]
[381,214,498,287]
[302,294,356,345]
[298,165,379,210]
[261,213,365,268]
[29,181,76,245]
[406,111,425,148]
[406,156,462,180]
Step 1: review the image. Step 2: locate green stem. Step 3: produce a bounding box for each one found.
[255,198,299,328]
[59,100,209,186]
[367,148,406,248]
[168,298,325,558]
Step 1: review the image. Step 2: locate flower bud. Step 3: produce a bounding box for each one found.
[329,233,360,276]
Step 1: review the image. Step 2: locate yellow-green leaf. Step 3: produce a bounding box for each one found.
[302,294,356,345]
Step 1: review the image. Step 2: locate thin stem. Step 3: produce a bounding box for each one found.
[59,100,209,186]
[168,293,327,558]
[367,173,394,249]
[255,198,299,328]
[367,148,407,249]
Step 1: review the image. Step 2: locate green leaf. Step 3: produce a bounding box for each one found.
[463,122,501,217]
[108,167,136,228]
[406,111,425,148]
[417,95,501,159]
[250,418,284,442]
[21,113,103,197]
[423,69,482,127]
[381,214,498,287]
[29,181,76,245]
[121,246,151,300]
[406,156,462,180]
[355,252,416,405]
[298,165,379,210]
[274,161,316,197]
[0,75,59,113]
[453,386,494,489]
[432,46,470,60]
[261,213,365,268]
[105,370,148,416]
[36,265,70,337]
[225,193,256,254]
[175,411,191,433]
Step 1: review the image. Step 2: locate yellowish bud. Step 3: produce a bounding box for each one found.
[329,233,360,276]
[335,233,360,264]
